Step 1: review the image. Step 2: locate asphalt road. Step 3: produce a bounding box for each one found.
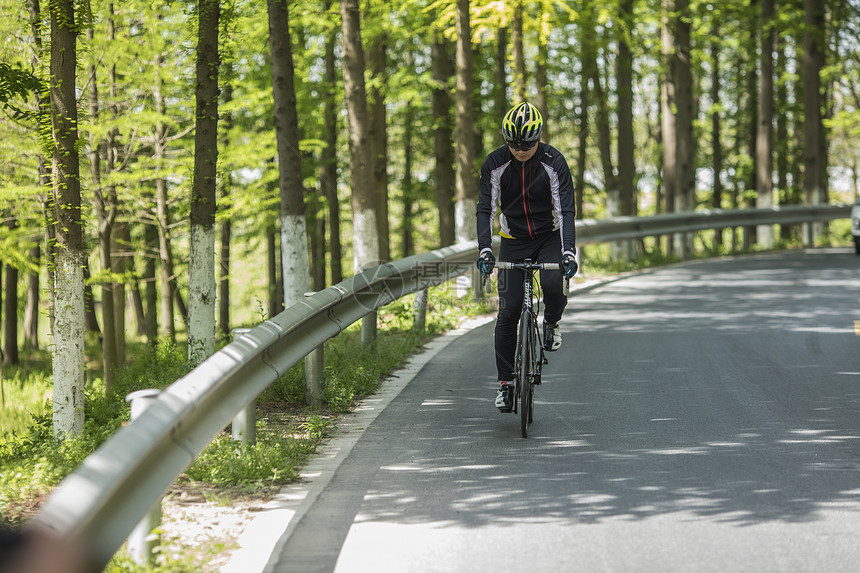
[259,248,860,573]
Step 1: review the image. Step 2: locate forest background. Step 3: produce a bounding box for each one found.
[0,0,858,441]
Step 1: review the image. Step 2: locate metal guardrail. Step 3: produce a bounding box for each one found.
[32,203,852,568]
[575,203,851,244]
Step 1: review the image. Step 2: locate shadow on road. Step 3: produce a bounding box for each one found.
[349,250,860,529]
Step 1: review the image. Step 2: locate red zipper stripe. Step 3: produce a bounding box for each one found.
[522,161,534,238]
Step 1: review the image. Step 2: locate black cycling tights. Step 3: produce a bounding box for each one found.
[494,233,567,381]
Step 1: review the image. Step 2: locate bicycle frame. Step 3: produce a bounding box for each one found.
[491,260,560,437]
[514,267,542,387]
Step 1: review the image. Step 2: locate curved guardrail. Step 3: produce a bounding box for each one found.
[574,203,850,243]
[32,203,852,568]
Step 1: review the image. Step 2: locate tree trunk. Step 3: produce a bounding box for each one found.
[24,245,40,349]
[219,217,231,333]
[219,81,233,336]
[789,50,804,225]
[673,0,695,257]
[3,234,18,365]
[495,27,508,119]
[266,226,282,317]
[50,0,85,437]
[732,57,746,251]
[82,262,100,333]
[659,7,676,254]
[536,34,550,145]
[268,0,312,310]
[745,3,759,233]
[341,0,379,272]
[369,37,390,262]
[188,0,220,366]
[322,20,342,283]
[711,33,724,249]
[661,0,677,230]
[308,187,326,290]
[775,35,793,241]
[341,0,378,347]
[112,222,130,368]
[44,201,55,334]
[803,0,826,241]
[96,219,118,386]
[454,0,476,245]
[402,96,415,258]
[512,1,526,104]
[590,64,618,216]
[431,33,456,247]
[154,50,176,342]
[575,14,589,221]
[616,0,635,217]
[142,205,158,344]
[616,0,636,258]
[87,33,118,388]
[26,0,47,351]
[106,4,128,368]
[756,0,776,247]
[583,1,618,229]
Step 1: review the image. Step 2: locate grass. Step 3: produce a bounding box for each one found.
[0,367,52,435]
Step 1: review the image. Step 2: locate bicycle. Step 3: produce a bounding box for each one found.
[483,260,570,438]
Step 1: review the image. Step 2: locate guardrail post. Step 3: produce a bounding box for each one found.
[230,328,256,445]
[413,288,428,332]
[471,268,483,302]
[361,313,377,348]
[802,222,815,247]
[304,292,324,406]
[125,389,162,565]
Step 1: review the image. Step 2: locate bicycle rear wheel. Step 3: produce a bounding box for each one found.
[519,314,533,438]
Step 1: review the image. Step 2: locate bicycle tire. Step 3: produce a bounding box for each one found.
[527,319,536,424]
[519,313,533,438]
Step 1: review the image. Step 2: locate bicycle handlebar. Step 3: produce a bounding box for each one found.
[494,261,561,271]
[482,261,569,296]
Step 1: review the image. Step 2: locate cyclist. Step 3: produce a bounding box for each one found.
[475,101,577,412]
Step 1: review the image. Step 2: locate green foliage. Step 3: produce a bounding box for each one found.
[105,536,231,573]
[0,62,45,119]
[184,428,317,488]
[0,412,118,526]
[0,368,52,437]
[0,338,189,526]
[300,415,335,439]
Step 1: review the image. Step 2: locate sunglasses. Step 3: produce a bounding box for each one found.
[507,141,538,151]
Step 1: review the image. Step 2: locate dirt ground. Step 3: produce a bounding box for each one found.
[158,482,273,572]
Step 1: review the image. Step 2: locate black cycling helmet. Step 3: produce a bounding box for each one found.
[502,102,543,149]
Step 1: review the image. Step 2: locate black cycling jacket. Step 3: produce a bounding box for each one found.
[476,142,576,256]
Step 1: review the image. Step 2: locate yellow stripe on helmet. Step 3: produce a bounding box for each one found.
[502,102,543,144]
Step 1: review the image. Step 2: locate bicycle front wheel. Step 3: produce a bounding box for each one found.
[519,313,534,438]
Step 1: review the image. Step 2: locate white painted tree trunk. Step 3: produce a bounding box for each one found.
[52,248,85,437]
[454,199,475,246]
[188,224,216,366]
[280,213,311,310]
[353,208,380,271]
[454,199,475,296]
